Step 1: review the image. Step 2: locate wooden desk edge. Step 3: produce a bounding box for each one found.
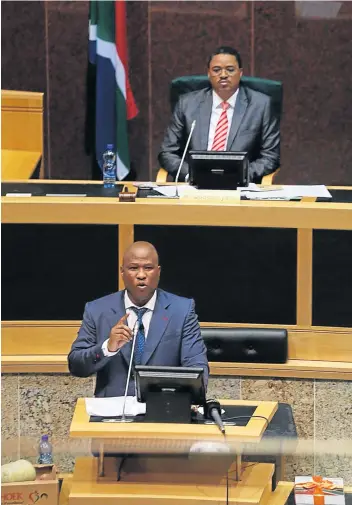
[2,355,352,380]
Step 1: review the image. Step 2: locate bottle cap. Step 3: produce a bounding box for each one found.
[41,434,49,441]
[107,144,114,150]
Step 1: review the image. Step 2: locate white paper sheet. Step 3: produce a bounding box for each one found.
[85,396,146,417]
[239,185,332,200]
[6,193,32,197]
[237,183,263,192]
[132,182,159,188]
[285,185,332,197]
[153,185,198,198]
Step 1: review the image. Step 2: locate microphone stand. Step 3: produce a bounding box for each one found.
[115,321,139,423]
[98,321,138,477]
[175,120,196,198]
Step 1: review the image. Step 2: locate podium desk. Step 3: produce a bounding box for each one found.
[68,398,295,505]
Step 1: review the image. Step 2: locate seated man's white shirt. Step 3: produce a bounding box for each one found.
[102,290,157,356]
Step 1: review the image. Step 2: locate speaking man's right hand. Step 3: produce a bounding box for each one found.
[107,314,133,352]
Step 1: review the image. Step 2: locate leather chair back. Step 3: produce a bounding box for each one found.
[170,75,283,122]
[201,327,288,364]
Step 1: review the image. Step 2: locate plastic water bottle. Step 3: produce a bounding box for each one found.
[38,435,53,464]
[103,144,116,188]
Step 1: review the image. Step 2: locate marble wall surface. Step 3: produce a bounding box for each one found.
[2,1,352,183]
[2,373,351,482]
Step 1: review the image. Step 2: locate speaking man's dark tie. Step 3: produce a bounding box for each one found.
[130,307,149,365]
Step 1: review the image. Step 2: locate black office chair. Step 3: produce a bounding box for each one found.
[201,327,288,363]
[157,75,283,185]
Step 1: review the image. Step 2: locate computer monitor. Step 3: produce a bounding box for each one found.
[189,150,249,190]
[134,366,205,424]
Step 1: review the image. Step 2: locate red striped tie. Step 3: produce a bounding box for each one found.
[211,101,230,151]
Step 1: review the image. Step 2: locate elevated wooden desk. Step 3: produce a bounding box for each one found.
[1,181,352,377]
[2,182,352,230]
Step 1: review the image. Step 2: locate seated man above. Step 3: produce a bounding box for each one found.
[68,241,209,397]
[158,46,280,183]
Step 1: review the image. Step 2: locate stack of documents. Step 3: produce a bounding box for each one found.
[134,183,332,200]
[85,396,146,417]
[238,184,332,200]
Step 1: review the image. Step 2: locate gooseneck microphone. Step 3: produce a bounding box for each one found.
[117,319,139,423]
[175,120,196,198]
[204,399,226,434]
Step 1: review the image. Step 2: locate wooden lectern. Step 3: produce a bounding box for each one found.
[68,398,293,504]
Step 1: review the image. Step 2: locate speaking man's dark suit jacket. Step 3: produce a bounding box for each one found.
[158,85,280,182]
[68,289,209,397]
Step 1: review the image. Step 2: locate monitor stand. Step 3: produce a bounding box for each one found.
[144,391,192,423]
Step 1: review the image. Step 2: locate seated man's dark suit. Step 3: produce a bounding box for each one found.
[158,85,280,182]
[68,288,209,397]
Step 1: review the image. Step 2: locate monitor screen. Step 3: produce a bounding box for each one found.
[189,150,249,190]
[134,366,205,405]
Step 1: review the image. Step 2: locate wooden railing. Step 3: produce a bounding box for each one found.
[2,321,352,379]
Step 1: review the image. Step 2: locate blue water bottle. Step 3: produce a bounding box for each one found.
[103,144,116,188]
[38,434,53,464]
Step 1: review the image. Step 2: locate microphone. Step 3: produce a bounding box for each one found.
[175,120,196,197]
[204,399,226,434]
[117,318,139,423]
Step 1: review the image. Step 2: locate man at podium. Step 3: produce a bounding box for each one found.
[68,241,209,397]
